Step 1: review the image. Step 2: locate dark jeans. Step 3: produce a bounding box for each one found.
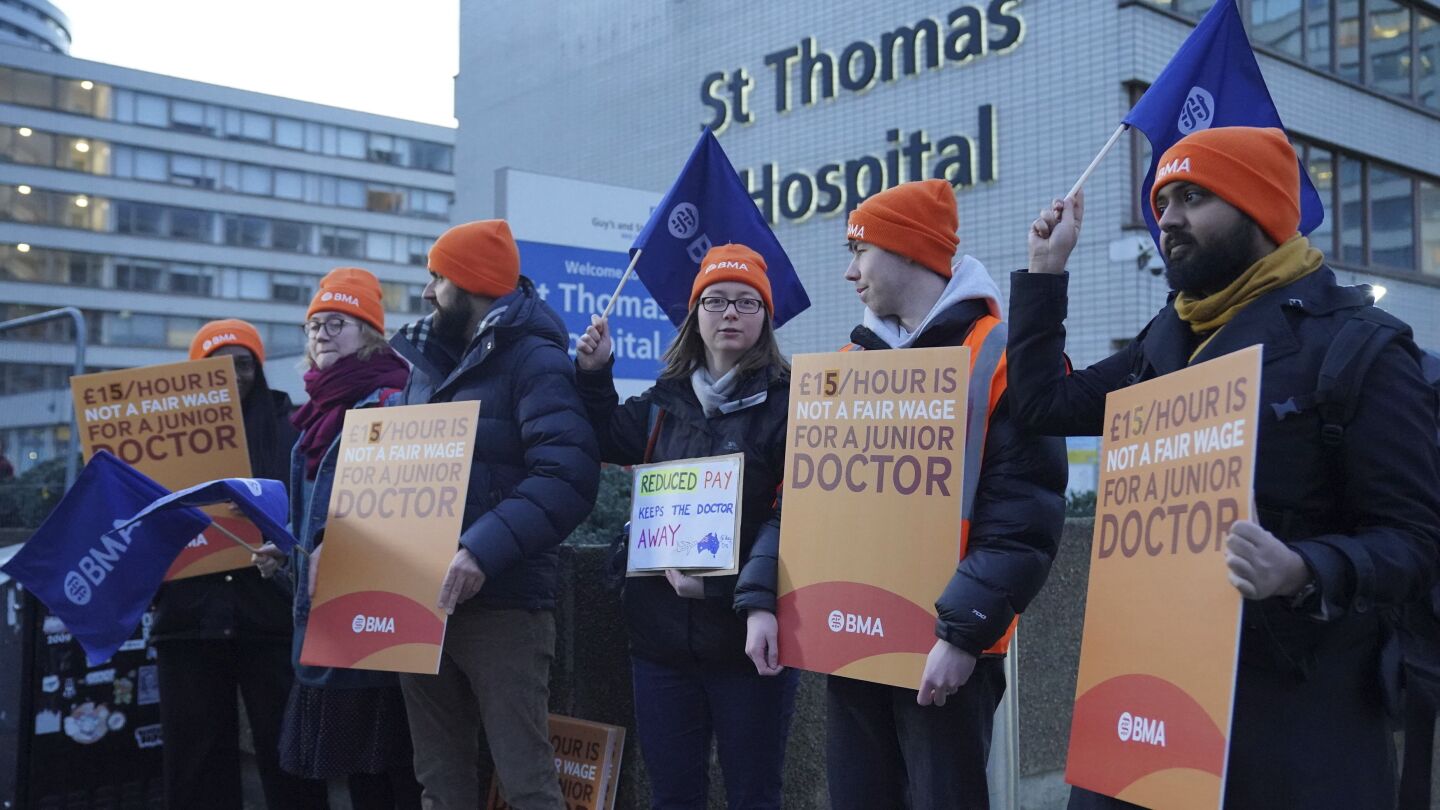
[630,656,800,810]
[825,657,1005,810]
[157,637,328,810]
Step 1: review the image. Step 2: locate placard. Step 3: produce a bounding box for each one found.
[626,453,743,576]
[70,357,254,579]
[299,401,479,674]
[1065,346,1261,809]
[487,714,626,810]
[775,347,969,688]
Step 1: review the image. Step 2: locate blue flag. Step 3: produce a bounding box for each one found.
[631,130,810,327]
[122,477,297,554]
[0,452,211,665]
[1123,0,1324,248]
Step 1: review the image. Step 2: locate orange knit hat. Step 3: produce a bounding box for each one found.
[190,318,265,362]
[688,243,773,315]
[428,220,520,298]
[1150,126,1300,246]
[846,179,960,278]
[307,266,386,332]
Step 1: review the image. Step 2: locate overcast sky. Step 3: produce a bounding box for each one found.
[61,0,459,127]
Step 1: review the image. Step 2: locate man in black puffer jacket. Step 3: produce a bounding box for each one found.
[1012,127,1440,808]
[390,220,600,810]
[792,179,1067,810]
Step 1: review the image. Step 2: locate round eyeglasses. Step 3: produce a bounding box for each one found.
[699,296,763,315]
[301,317,357,338]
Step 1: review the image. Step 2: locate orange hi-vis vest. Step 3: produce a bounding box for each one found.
[840,313,1016,654]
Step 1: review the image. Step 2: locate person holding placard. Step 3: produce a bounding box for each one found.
[390,220,600,810]
[1012,127,1440,808]
[576,243,799,810]
[253,268,421,809]
[825,179,1067,810]
[155,320,326,810]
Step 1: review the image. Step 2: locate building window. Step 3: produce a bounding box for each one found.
[271,220,312,253]
[115,261,164,291]
[1339,154,1366,264]
[1421,180,1440,276]
[1369,164,1415,269]
[338,128,367,159]
[1420,12,1439,109]
[321,227,365,258]
[409,140,453,173]
[1251,0,1304,57]
[1303,143,1337,255]
[275,118,304,149]
[170,100,212,134]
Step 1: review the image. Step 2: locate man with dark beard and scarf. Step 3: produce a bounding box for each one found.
[1006,126,1440,807]
[389,219,600,810]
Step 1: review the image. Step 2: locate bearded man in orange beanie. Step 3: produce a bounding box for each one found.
[1012,126,1440,808]
[824,179,1067,810]
[388,220,600,809]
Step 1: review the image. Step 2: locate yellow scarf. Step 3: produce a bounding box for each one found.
[1175,235,1323,360]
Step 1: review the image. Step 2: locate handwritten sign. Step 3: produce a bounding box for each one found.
[299,401,479,674]
[627,453,742,575]
[776,347,969,688]
[487,714,626,810]
[70,356,254,579]
[1065,346,1261,810]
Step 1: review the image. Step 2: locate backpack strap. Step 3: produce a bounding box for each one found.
[643,404,667,464]
[1270,307,1407,448]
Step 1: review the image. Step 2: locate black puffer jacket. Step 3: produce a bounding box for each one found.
[390,278,600,611]
[578,359,788,670]
[822,298,1069,656]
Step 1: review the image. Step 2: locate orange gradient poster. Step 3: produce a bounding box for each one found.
[300,401,479,674]
[1065,346,1261,809]
[775,347,969,689]
[71,356,256,580]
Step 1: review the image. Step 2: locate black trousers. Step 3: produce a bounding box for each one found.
[825,657,1005,810]
[157,637,328,810]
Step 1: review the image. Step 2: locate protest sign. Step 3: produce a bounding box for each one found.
[626,453,743,576]
[299,401,479,674]
[1065,346,1261,810]
[487,714,626,810]
[776,347,969,688]
[71,356,254,580]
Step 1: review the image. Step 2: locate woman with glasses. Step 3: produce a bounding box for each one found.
[575,244,799,809]
[157,320,325,809]
[253,267,420,809]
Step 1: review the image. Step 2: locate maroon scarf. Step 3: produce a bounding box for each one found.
[292,350,410,478]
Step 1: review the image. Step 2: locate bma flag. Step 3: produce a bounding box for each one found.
[1123,0,1324,248]
[0,452,211,665]
[631,130,810,327]
[122,476,297,553]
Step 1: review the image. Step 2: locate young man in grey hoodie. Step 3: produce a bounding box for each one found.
[827,179,1067,810]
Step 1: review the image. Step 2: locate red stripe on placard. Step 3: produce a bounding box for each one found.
[776,581,937,672]
[1066,673,1227,797]
[301,590,445,667]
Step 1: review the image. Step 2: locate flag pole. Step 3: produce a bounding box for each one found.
[210,516,311,558]
[599,249,643,321]
[1067,123,1129,199]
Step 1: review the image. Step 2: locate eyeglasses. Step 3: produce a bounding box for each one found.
[302,317,357,338]
[699,296,763,315]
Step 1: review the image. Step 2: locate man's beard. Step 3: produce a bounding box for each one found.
[1162,219,1263,296]
[430,299,472,344]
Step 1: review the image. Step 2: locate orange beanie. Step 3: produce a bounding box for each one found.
[306,266,386,332]
[190,318,265,362]
[428,220,520,298]
[846,179,960,278]
[1150,126,1300,246]
[688,243,773,314]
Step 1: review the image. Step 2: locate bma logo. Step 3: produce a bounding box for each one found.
[667,203,700,239]
[201,333,238,353]
[1117,711,1167,747]
[846,223,865,239]
[321,291,361,307]
[351,614,396,634]
[1156,157,1192,183]
[65,520,146,606]
[1177,86,1215,134]
[826,609,885,637]
[237,478,264,496]
[704,261,750,274]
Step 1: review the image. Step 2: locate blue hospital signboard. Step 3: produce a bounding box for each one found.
[498,169,667,392]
